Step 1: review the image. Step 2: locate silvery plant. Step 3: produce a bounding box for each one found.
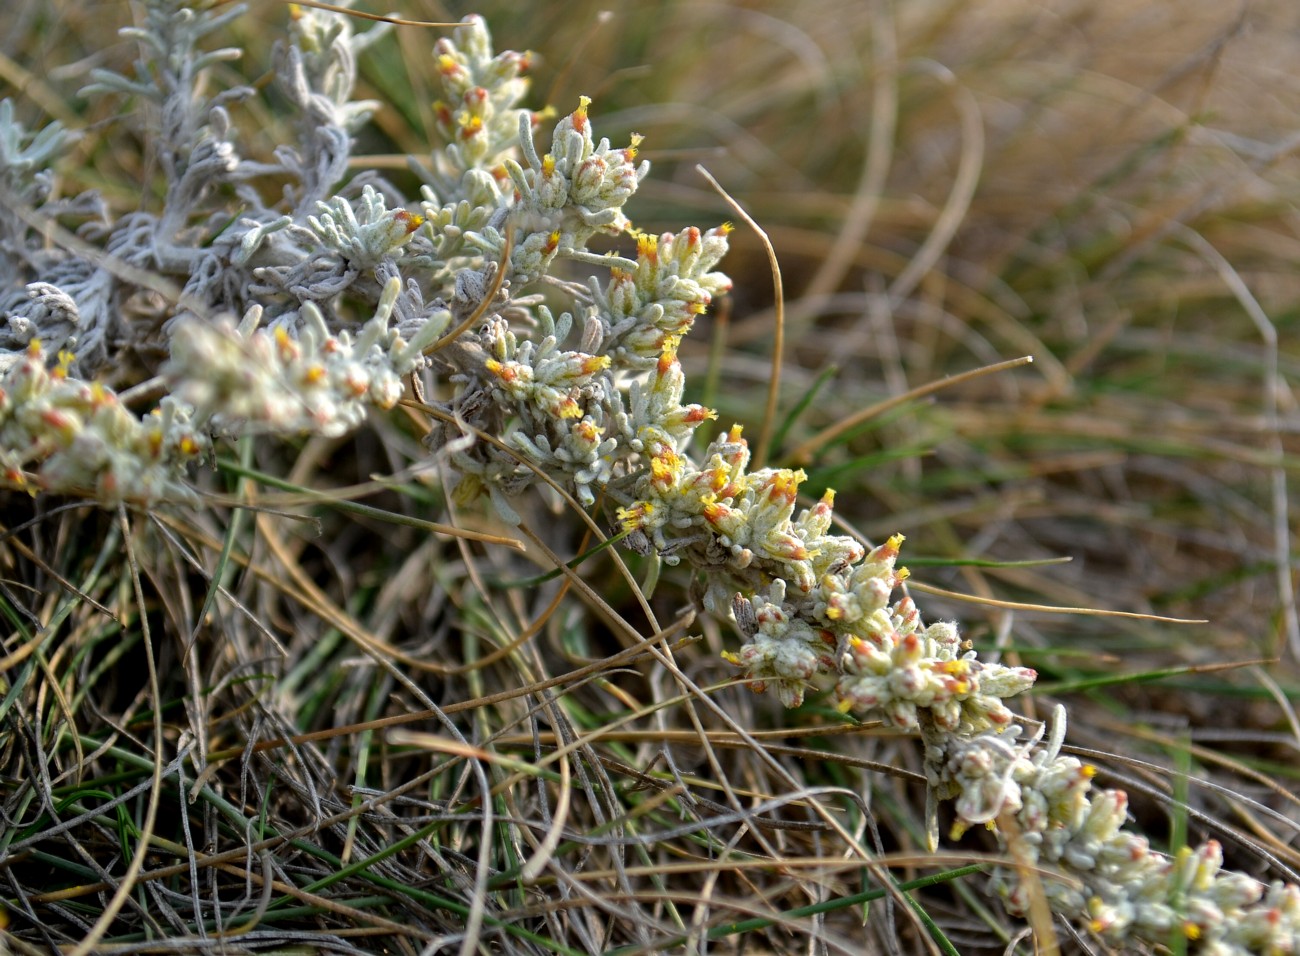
[0,2,1295,951]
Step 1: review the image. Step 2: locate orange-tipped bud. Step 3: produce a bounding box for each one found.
[54,350,75,379]
[394,209,424,233]
[868,533,904,565]
[701,496,732,525]
[637,232,658,263]
[273,326,296,359]
[616,501,653,531]
[572,95,591,133]
[345,373,369,398]
[485,358,517,383]
[767,469,803,505]
[650,450,680,488]
[680,405,716,424]
[40,408,77,439]
[778,539,809,561]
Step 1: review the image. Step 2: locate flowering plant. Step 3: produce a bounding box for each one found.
[0,3,1294,953]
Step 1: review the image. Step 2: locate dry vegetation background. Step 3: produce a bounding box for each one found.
[1,0,1298,953]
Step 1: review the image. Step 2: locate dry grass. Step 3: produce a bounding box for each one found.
[1,1,1297,953]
